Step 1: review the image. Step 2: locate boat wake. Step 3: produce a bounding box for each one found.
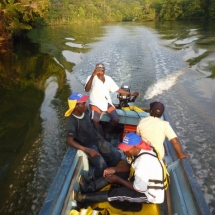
[142,69,185,101]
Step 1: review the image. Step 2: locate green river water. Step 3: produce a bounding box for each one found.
[0,21,215,214]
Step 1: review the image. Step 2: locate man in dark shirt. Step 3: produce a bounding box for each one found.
[65,92,121,179]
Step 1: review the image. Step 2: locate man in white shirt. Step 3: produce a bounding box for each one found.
[73,132,166,208]
[136,101,188,159]
[85,63,139,138]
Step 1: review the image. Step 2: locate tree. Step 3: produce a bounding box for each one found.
[0,0,50,45]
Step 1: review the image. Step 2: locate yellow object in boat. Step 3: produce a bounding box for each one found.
[92,201,161,215]
[122,106,144,112]
[91,182,161,215]
[70,206,106,215]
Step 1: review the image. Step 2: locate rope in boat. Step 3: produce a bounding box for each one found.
[127,106,142,120]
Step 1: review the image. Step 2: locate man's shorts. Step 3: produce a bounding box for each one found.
[90,104,119,121]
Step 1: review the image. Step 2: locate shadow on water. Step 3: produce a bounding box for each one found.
[0,37,66,214]
[0,23,106,215]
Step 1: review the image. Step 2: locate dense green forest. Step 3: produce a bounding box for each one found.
[47,0,215,24]
[0,0,49,47]
[0,0,215,46]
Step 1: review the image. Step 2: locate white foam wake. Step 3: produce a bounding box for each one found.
[142,69,185,101]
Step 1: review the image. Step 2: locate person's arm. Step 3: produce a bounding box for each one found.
[105,174,135,191]
[67,136,100,158]
[103,162,130,176]
[170,137,188,159]
[116,88,140,97]
[85,68,103,92]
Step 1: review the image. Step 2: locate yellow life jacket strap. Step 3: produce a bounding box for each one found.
[134,148,170,190]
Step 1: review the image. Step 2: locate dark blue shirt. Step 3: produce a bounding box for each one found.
[66,112,104,147]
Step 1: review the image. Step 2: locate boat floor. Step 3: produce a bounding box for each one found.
[92,185,162,215]
[92,201,161,215]
[70,165,167,215]
[70,184,164,215]
[69,124,168,215]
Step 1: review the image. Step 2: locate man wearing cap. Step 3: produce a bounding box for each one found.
[137,101,188,159]
[85,63,140,139]
[65,92,121,179]
[73,132,166,207]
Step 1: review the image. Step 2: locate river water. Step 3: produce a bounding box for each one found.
[0,21,215,215]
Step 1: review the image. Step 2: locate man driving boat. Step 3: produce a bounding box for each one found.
[85,63,140,139]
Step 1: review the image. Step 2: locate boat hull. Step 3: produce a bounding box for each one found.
[39,108,210,215]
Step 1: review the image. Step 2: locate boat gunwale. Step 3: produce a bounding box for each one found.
[163,109,210,215]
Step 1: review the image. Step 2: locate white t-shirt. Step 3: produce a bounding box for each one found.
[133,149,165,203]
[136,116,177,159]
[85,75,119,111]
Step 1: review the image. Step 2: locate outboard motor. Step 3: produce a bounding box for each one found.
[117,84,138,109]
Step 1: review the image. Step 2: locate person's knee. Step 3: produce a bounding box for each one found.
[94,163,108,178]
[108,149,121,167]
[92,119,100,127]
[92,118,99,123]
[112,119,119,125]
[114,150,121,164]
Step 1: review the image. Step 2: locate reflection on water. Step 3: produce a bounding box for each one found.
[0,37,66,214]
[146,21,215,78]
[62,50,83,65]
[27,24,106,72]
[0,22,215,214]
[66,41,83,48]
[183,48,207,61]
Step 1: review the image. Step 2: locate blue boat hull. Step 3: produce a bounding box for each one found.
[39,108,210,215]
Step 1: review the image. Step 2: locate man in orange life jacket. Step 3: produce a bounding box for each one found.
[73,132,165,210]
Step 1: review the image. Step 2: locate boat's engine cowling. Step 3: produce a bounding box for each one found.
[117,84,131,109]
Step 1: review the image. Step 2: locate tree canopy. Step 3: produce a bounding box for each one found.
[45,0,215,24]
[0,0,49,47]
